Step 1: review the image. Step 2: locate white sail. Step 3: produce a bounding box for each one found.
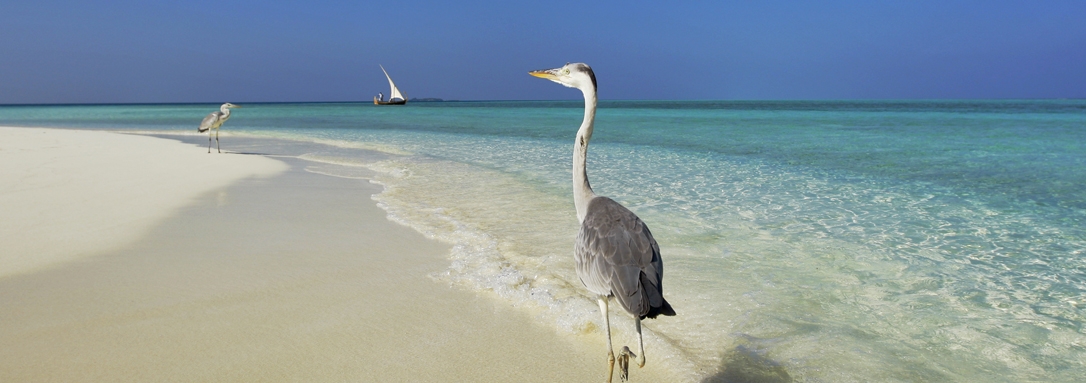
[380,65,405,101]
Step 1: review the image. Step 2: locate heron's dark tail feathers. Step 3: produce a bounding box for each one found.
[640,272,676,319]
[643,298,675,319]
[197,126,209,133]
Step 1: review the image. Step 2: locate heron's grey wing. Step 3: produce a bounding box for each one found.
[198,112,221,133]
[576,197,673,318]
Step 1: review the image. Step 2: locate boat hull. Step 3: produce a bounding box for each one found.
[374,97,407,105]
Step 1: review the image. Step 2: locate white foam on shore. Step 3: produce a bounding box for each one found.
[350,154,704,381]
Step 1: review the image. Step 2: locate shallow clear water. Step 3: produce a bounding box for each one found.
[3,100,1085,382]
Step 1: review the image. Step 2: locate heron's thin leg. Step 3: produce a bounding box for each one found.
[207,133,212,153]
[636,317,646,368]
[216,129,220,153]
[598,297,615,383]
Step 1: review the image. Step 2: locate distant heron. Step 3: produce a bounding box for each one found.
[531,63,675,382]
[197,103,241,153]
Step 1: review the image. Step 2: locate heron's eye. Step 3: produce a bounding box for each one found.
[562,69,570,75]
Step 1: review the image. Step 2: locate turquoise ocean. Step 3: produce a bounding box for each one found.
[2,100,1084,382]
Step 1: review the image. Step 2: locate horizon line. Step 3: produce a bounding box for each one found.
[3,98,1084,107]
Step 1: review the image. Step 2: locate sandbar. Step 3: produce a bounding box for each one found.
[0,128,673,382]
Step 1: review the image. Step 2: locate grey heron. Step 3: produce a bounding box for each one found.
[197,103,241,153]
[530,63,675,382]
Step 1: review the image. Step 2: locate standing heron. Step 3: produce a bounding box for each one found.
[197,103,241,153]
[530,63,675,382]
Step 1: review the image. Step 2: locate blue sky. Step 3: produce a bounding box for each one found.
[2,1,1084,103]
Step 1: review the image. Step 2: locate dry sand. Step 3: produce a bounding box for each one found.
[0,127,288,278]
[0,128,673,382]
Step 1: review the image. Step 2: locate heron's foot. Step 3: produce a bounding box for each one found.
[617,346,636,382]
[637,352,645,368]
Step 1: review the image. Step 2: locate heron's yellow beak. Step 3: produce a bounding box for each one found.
[529,68,559,80]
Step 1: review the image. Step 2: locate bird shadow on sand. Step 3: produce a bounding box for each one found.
[225,151,275,156]
[701,344,792,383]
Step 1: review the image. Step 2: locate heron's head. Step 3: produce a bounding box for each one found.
[529,63,596,93]
[222,102,241,109]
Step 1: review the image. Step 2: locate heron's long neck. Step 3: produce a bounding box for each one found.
[573,87,598,223]
[220,106,232,119]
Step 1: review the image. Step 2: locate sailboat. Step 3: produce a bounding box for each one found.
[374,65,407,105]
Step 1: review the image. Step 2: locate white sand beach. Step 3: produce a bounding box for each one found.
[0,127,289,278]
[0,127,672,382]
